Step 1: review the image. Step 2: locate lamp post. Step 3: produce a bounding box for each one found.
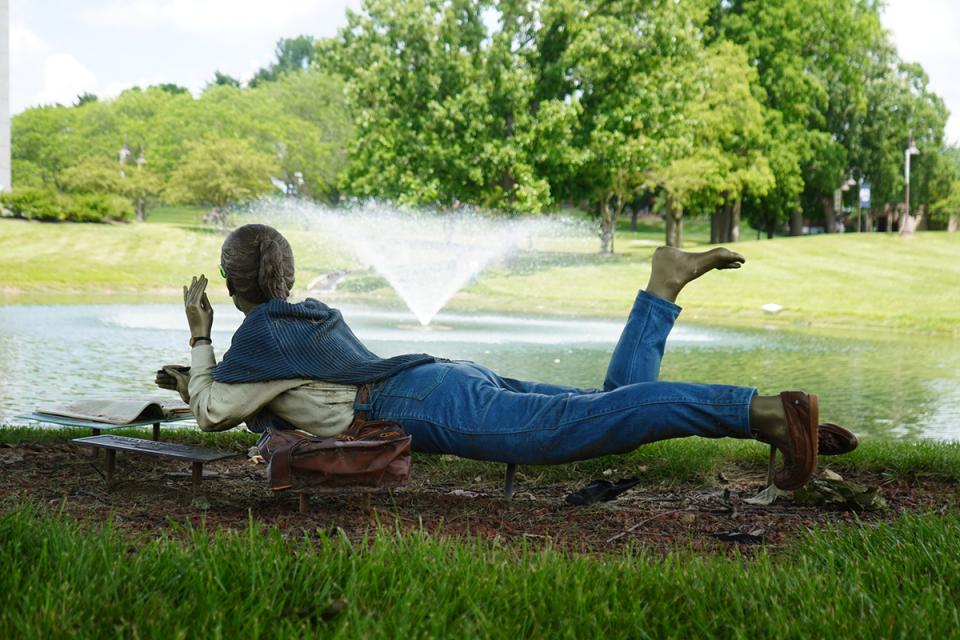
[902,137,919,235]
[834,177,856,233]
[118,141,131,178]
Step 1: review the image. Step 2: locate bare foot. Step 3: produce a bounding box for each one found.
[646,246,745,301]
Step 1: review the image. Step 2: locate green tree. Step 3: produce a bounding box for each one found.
[60,157,123,193]
[210,70,241,88]
[152,83,189,95]
[931,180,960,231]
[523,0,709,251]
[320,0,578,213]
[11,106,81,188]
[75,92,98,106]
[165,136,279,218]
[716,0,883,235]
[60,155,163,221]
[251,71,353,201]
[250,35,316,87]
[649,41,773,246]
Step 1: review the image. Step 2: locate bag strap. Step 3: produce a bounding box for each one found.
[267,431,310,491]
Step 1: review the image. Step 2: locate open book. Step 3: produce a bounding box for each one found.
[36,396,192,425]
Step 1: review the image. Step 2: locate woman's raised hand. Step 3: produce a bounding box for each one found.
[183,274,214,339]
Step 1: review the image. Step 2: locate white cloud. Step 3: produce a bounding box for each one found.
[10,21,53,112]
[10,21,50,58]
[882,0,960,143]
[86,0,323,32]
[33,54,98,106]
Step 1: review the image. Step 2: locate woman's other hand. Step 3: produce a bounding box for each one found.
[184,274,214,339]
[157,365,191,404]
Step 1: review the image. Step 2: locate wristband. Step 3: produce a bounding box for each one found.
[190,336,212,347]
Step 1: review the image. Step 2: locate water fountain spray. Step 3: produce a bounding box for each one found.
[238,199,586,326]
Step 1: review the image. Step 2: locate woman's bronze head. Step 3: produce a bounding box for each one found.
[220,224,295,305]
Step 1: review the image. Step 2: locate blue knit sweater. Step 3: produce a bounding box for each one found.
[212,298,435,384]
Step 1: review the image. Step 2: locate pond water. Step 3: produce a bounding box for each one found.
[1,304,958,441]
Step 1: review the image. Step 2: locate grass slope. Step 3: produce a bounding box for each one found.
[1,215,958,333]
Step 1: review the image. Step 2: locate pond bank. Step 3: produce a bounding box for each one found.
[2,218,959,334]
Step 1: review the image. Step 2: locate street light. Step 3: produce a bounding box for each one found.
[902,137,919,235]
[834,177,857,233]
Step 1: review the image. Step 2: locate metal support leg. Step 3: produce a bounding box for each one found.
[766,445,777,486]
[152,422,161,441]
[90,428,102,457]
[504,463,517,500]
[105,450,116,487]
[191,462,203,490]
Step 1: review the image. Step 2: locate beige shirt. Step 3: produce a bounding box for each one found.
[188,343,357,436]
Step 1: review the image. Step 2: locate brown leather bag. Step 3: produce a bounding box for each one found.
[256,386,411,491]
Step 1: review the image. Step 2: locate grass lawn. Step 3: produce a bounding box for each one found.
[3,506,958,639]
[2,427,959,639]
[145,204,207,226]
[1,214,958,334]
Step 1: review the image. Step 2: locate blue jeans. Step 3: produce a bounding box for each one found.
[357,291,757,465]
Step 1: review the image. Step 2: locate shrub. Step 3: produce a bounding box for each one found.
[0,188,134,223]
[0,187,66,221]
[65,193,135,222]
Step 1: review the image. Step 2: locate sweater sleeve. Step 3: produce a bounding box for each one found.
[188,343,303,432]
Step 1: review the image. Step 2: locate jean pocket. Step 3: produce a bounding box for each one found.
[380,363,452,401]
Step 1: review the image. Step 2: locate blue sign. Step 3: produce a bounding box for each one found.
[859,183,871,208]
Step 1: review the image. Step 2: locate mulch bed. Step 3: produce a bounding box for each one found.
[1,441,956,555]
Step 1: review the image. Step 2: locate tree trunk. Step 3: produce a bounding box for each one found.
[665,194,683,247]
[599,194,615,255]
[765,217,776,239]
[729,199,741,242]
[949,213,959,232]
[822,196,835,233]
[135,197,145,222]
[630,206,638,231]
[711,193,740,244]
[789,210,803,236]
[710,206,724,244]
[914,205,928,231]
[611,194,624,253]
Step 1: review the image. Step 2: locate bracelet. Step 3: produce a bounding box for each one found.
[189,336,212,347]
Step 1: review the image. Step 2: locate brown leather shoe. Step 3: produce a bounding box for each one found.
[819,422,858,456]
[774,392,819,490]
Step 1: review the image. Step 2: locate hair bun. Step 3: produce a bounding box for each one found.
[258,237,291,300]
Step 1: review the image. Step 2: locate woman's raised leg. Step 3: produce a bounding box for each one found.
[603,246,745,390]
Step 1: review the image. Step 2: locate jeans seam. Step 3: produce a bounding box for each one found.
[380,398,751,435]
[624,302,654,386]
[556,399,751,427]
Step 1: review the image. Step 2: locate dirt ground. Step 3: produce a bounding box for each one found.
[2,441,957,554]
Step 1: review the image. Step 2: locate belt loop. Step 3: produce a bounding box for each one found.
[353,384,372,423]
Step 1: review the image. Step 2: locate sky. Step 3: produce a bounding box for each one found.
[8,0,960,144]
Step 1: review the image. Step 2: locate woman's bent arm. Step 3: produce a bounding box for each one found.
[188,343,302,431]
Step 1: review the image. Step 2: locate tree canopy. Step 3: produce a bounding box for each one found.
[8,1,953,244]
